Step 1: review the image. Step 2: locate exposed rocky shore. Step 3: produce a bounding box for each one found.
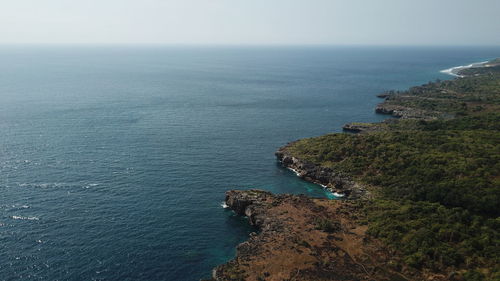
[341,120,396,134]
[442,58,500,77]
[374,103,435,119]
[208,190,417,281]
[209,58,500,281]
[372,59,500,120]
[341,122,378,133]
[275,145,368,199]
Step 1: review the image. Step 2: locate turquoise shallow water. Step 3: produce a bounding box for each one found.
[0,46,499,280]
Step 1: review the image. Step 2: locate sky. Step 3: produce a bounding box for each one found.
[0,0,499,46]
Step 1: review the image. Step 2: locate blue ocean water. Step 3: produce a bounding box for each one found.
[0,46,499,280]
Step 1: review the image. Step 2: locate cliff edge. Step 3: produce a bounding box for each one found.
[209,190,419,281]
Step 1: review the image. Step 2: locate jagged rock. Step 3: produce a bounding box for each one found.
[208,190,419,281]
[375,103,440,119]
[275,147,367,199]
[342,123,384,133]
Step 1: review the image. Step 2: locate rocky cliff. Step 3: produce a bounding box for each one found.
[275,146,368,199]
[208,190,417,281]
[374,102,438,119]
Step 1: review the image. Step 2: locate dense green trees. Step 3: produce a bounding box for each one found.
[366,200,499,277]
[285,67,500,279]
[289,127,500,216]
[380,66,500,117]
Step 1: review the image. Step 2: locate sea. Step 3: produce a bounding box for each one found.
[1,46,499,280]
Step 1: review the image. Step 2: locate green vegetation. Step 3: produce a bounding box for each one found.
[387,113,500,131]
[366,200,499,278]
[349,122,378,127]
[288,127,500,216]
[285,59,500,279]
[380,68,500,117]
[459,64,500,77]
[313,217,339,233]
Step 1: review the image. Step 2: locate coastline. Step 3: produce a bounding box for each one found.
[275,146,367,199]
[439,60,489,77]
[209,190,412,281]
[271,60,492,193]
[211,58,500,281]
[286,166,344,198]
[369,58,500,120]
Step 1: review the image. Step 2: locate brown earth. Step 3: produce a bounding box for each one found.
[207,190,426,281]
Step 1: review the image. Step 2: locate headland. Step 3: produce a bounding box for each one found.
[209,58,500,281]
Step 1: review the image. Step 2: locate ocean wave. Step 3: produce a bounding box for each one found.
[11,204,30,210]
[84,183,99,189]
[286,168,343,199]
[220,201,229,209]
[11,215,39,221]
[17,182,69,189]
[287,167,301,177]
[15,182,100,189]
[1,204,30,210]
[440,61,489,77]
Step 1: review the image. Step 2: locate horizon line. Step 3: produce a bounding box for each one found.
[1,43,500,48]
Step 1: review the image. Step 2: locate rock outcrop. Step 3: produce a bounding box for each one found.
[208,190,416,281]
[342,123,370,133]
[375,102,438,119]
[275,146,368,199]
[342,122,383,133]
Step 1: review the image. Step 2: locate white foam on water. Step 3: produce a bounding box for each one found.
[440,61,489,77]
[286,167,340,199]
[220,201,229,209]
[11,215,39,221]
[84,183,99,189]
[440,67,460,77]
[17,182,100,190]
[4,204,30,210]
[18,182,68,189]
[287,167,301,177]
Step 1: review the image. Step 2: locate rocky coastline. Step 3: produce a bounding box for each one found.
[208,190,416,281]
[374,99,441,119]
[372,58,500,120]
[341,120,396,134]
[275,145,368,199]
[440,59,500,77]
[341,122,376,133]
[209,58,500,281]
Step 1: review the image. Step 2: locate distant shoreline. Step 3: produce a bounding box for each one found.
[440,60,489,77]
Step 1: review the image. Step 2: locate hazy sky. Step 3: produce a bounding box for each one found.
[1,0,499,45]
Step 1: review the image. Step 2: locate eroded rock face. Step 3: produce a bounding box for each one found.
[275,147,367,199]
[225,190,276,228]
[208,190,418,281]
[342,123,373,133]
[374,94,443,120]
[225,190,270,216]
[342,123,385,133]
[375,103,437,119]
